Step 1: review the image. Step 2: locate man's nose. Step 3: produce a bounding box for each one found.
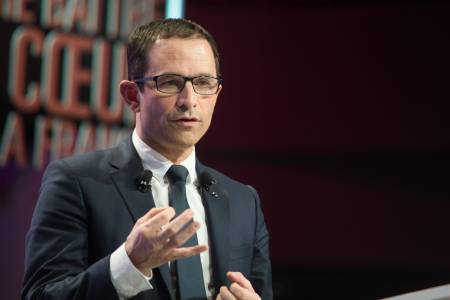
[177,81,198,109]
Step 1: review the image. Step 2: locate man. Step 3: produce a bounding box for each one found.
[22,19,272,300]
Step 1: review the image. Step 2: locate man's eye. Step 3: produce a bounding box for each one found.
[158,77,184,89]
[195,78,214,87]
[159,80,179,86]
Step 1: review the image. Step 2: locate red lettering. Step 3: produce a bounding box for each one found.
[8,26,43,114]
[43,32,92,120]
[0,112,28,168]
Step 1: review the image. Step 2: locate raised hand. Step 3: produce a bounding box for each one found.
[125,207,207,276]
[216,272,261,300]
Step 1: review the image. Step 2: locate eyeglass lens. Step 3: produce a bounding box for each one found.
[156,75,219,95]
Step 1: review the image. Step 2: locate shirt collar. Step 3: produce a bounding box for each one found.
[132,130,197,184]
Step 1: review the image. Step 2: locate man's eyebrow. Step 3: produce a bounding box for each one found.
[192,72,217,77]
[156,72,216,77]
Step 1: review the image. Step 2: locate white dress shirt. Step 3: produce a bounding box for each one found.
[110,130,212,299]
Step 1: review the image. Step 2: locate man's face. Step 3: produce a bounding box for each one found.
[135,37,221,155]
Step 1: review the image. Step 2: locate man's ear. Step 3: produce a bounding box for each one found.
[217,84,223,96]
[120,80,141,112]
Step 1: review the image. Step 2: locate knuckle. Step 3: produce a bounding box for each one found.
[137,225,154,239]
[165,227,176,236]
[230,283,241,294]
[186,223,197,234]
[141,229,151,240]
[143,222,153,229]
[166,238,179,248]
[134,225,144,236]
[158,231,170,242]
[160,214,170,223]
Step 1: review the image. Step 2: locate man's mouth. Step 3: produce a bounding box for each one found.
[172,117,201,127]
[174,117,200,122]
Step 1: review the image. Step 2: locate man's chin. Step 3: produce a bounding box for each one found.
[168,131,204,147]
[172,138,200,150]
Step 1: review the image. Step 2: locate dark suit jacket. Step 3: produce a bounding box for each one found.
[22,137,272,300]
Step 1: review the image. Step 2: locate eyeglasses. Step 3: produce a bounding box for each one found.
[133,74,223,95]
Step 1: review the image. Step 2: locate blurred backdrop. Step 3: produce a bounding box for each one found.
[1,0,449,299]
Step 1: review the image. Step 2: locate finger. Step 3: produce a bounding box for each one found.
[227,272,255,292]
[158,209,194,241]
[148,207,168,218]
[216,294,223,300]
[165,221,202,249]
[137,207,166,224]
[229,282,255,299]
[145,207,176,228]
[169,244,208,261]
[219,286,237,300]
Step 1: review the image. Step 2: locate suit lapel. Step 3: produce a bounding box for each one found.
[109,142,154,222]
[196,161,230,291]
[108,137,175,300]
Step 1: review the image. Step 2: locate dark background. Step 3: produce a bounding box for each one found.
[2,0,450,299]
[188,0,450,299]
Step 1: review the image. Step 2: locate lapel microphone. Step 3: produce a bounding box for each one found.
[136,169,153,193]
[198,171,218,197]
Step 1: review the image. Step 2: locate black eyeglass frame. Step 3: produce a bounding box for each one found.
[133,74,223,95]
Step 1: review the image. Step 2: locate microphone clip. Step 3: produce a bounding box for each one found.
[198,171,218,197]
[136,169,153,193]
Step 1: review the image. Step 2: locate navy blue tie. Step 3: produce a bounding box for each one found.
[166,165,207,300]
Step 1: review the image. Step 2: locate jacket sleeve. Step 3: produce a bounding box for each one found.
[248,186,273,300]
[22,159,120,300]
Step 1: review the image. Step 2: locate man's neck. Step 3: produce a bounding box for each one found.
[156,146,194,164]
[137,133,194,164]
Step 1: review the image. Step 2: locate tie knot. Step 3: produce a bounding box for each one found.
[166,165,189,184]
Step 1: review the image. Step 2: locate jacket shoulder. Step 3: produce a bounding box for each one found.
[199,164,257,198]
[62,147,114,169]
[45,140,126,177]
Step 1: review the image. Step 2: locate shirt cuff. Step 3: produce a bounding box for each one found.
[110,243,153,298]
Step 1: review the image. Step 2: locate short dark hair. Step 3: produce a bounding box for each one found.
[127,18,220,82]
